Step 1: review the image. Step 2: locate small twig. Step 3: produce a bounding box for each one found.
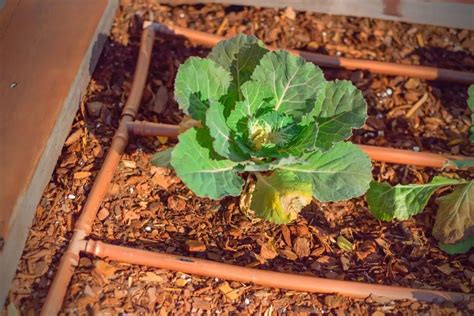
[406,93,428,118]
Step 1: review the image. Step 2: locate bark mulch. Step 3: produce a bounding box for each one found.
[5,1,474,315]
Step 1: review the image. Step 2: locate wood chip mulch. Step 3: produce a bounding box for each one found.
[5,1,474,315]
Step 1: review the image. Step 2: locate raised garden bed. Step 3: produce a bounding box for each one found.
[5,2,474,315]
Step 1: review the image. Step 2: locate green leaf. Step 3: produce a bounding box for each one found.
[282,123,319,156]
[280,142,372,202]
[445,158,474,169]
[366,177,464,221]
[438,235,474,255]
[247,112,293,148]
[315,80,367,149]
[170,127,244,199]
[206,101,248,161]
[174,57,231,121]
[468,84,474,143]
[336,235,353,252]
[151,148,173,168]
[251,50,326,118]
[208,34,268,108]
[240,156,303,172]
[226,81,273,132]
[251,170,313,224]
[433,181,473,244]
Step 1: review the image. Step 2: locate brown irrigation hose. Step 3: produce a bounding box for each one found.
[127,120,180,138]
[85,240,473,304]
[128,121,472,169]
[40,25,156,316]
[356,144,470,169]
[152,23,474,84]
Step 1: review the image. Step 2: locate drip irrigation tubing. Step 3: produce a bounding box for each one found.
[40,22,473,315]
[84,239,472,304]
[127,121,473,169]
[152,23,474,84]
[40,24,156,316]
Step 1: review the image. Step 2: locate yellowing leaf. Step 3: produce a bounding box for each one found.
[251,170,312,224]
[175,278,188,287]
[433,182,473,244]
[157,136,168,144]
[337,235,353,252]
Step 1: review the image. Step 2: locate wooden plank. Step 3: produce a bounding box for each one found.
[163,0,474,30]
[0,0,118,306]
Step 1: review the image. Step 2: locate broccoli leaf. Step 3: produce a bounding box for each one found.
[174,57,231,121]
[151,148,173,168]
[438,235,474,255]
[468,84,474,143]
[251,170,313,224]
[208,34,268,108]
[206,101,248,161]
[251,50,326,118]
[315,80,367,149]
[433,181,473,244]
[170,127,244,199]
[240,156,303,172]
[445,158,474,169]
[283,123,319,156]
[280,142,372,202]
[366,177,464,221]
[226,81,273,133]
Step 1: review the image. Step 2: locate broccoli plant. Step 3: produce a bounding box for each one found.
[152,34,372,224]
[366,177,473,254]
[365,85,474,254]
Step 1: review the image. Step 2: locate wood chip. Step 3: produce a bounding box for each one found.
[153,86,168,114]
[65,129,82,146]
[97,208,110,221]
[140,272,165,283]
[340,255,351,271]
[279,247,298,261]
[437,263,455,275]
[73,171,91,180]
[406,93,428,117]
[122,160,137,169]
[284,7,296,20]
[218,282,240,301]
[281,225,292,247]
[151,172,172,189]
[185,240,206,252]
[293,237,311,258]
[260,241,277,260]
[94,260,117,280]
[87,101,104,117]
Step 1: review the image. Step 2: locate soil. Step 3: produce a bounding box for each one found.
[5,1,474,315]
